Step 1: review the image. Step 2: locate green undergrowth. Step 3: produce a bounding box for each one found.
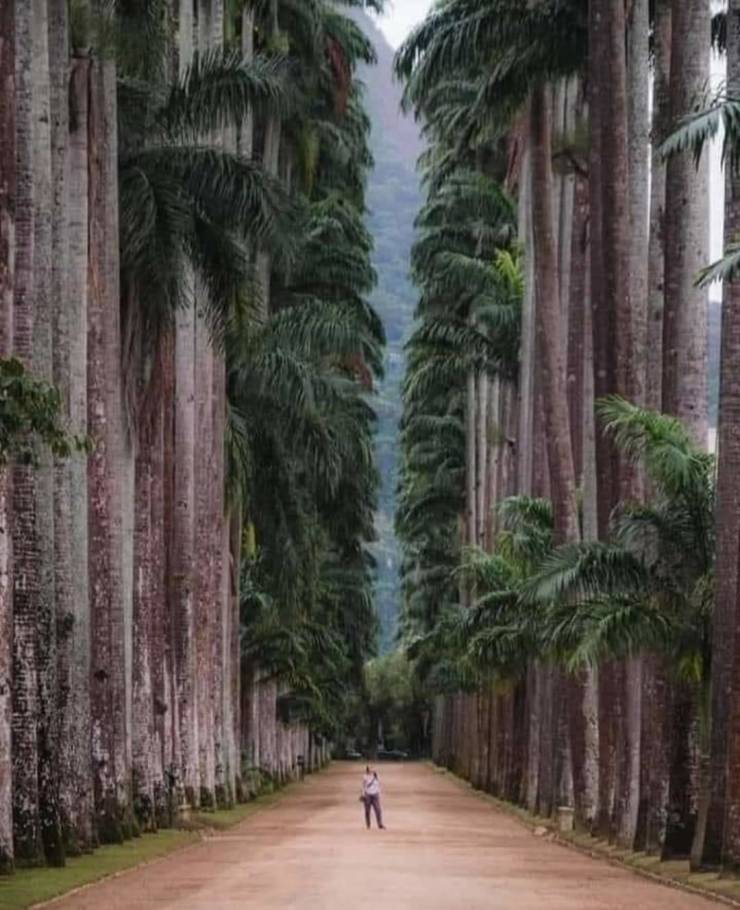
[0,782,297,910]
[433,763,740,907]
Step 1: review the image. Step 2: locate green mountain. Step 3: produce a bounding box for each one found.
[356,14,423,652]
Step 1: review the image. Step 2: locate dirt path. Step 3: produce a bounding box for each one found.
[47,762,721,909]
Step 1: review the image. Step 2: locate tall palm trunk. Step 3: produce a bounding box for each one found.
[172,0,198,809]
[131,371,157,830]
[34,0,64,864]
[212,364,230,805]
[638,0,672,857]
[0,0,14,872]
[59,51,93,852]
[149,372,170,825]
[662,0,710,444]
[661,0,710,859]
[50,0,76,855]
[608,0,645,849]
[530,83,580,818]
[647,0,671,415]
[12,0,44,864]
[589,0,638,843]
[194,319,215,806]
[529,86,578,550]
[87,51,130,842]
[627,0,649,413]
[516,145,541,811]
[700,0,740,868]
[580,224,600,828]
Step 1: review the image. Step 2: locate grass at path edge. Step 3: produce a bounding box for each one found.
[430,763,740,908]
[0,780,303,910]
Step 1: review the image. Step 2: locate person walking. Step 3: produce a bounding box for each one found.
[361,766,385,829]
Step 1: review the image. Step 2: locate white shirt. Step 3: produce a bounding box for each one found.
[363,773,380,797]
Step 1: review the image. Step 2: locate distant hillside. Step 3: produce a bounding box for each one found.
[355,12,423,652]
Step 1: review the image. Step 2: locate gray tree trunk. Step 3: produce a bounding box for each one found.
[87,52,131,842]
[647,0,671,415]
[60,52,93,852]
[172,0,199,809]
[0,0,14,870]
[639,0,672,857]
[12,0,43,864]
[662,0,710,445]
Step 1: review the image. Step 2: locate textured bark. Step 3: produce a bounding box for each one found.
[194,318,215,807]
[172,296,197,806]
[596,662,620,838]
[259,677,277,778]
[639,654,671,854]
[529,85,579,546]
[589,0,635,845]
[662,0,710,445]
[159,338,178,823]
[647,0,672,415]
[563,83,593,829]
[49,0,77,859]
[638,0,672,858]
[581,265,600,827]
[703,1,740,868]
[12,0,43,864]
[149,369,170,826]
[623,23,649,846]
[59,53,93,852]
[33,0,64,864]
[588,0,614,541]
[517,147,535,496]
[525,664,540,812]
[172,0,198,808]
[228,505,242,800]
[213,364,231,806]
[0,0,14,872]
[567,167,588,482]
[132,398,156,831]
[627,0,649,413]
[659,0,710,859]
[662,685,697,857]
[536,663,555,816]
[556,80,576,350]
[88,55,130,842]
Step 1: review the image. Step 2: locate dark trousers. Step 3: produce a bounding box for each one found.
[364,794,383,828]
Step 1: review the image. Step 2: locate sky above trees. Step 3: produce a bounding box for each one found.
[373,0,432,47]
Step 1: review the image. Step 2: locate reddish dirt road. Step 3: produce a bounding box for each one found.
[47,762,720,909]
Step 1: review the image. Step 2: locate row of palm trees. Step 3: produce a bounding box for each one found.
[0,0,383,874]
[396,0,740,870]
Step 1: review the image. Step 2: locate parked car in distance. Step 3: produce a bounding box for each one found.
[377,748,408,761]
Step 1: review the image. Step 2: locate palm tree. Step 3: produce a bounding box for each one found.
[530,398,714,856]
